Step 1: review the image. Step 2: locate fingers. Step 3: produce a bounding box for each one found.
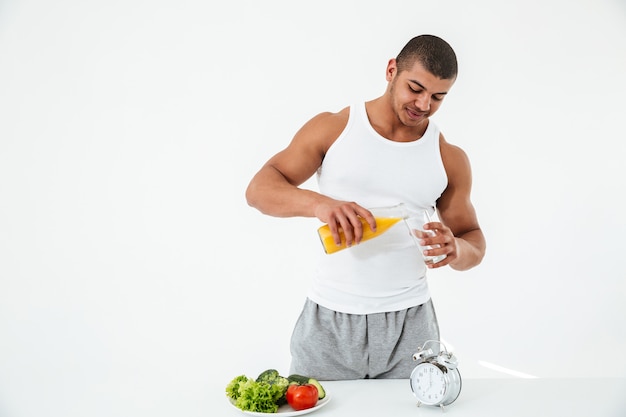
[324,202,373,247]
[335,210,363,247]
[420,222,455,268]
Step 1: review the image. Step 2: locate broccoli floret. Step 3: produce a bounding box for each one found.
[270,376,290,405]
[225,375,249,400]
[256,369,281,384]
[256,369,290,403]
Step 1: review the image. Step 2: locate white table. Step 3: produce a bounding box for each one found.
[221,378,626,417]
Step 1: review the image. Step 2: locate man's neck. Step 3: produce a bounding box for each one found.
[365,97,429,142]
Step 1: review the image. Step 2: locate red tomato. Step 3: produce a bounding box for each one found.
[286,383,319,411]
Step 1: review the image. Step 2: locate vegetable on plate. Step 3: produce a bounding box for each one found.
[285,383,318,411]
[226,369,326,413]
[287,374,326,400]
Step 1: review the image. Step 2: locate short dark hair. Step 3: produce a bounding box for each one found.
[396,35,458,80]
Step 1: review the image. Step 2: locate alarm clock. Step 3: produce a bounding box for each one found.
[409,340,461,410]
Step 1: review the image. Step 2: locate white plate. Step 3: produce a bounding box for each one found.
[228,391,331,416]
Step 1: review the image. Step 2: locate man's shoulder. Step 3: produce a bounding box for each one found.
[300,106,351,140]
[439,133,471,178]
[310,106,350,124]
[438,133,468,159]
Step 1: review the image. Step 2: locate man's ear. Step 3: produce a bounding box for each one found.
[385,58,398,82]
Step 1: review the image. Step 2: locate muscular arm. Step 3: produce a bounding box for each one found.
[245,110,345,218]
[435,136,486,271]
[245,108,377,246]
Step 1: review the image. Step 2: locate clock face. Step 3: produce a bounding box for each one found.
[411,363,446,405]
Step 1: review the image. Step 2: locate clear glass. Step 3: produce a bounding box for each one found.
[404,209,447,265]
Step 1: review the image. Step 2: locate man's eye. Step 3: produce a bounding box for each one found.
[409,87,421,94]
[432,95,444,102]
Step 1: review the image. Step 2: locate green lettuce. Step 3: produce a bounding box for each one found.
[226,374,288,413]
[225,375,249,401]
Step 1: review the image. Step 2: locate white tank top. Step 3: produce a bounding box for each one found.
[308,102,448,314]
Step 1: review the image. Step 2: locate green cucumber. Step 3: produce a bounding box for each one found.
[308,378,326,400]
[287,374,310,385]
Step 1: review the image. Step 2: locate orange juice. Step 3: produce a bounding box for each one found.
[317,217,402,254]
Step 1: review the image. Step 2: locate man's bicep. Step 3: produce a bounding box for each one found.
[437,146,480,236]
[264,144,323,187]
[437,187,478,235]
[267,110,346,186]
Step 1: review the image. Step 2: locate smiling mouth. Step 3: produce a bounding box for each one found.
[406,108,427,120]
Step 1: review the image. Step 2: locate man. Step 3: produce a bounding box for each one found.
[246,35,486,380]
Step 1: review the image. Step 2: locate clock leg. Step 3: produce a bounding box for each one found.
[439,404,446,412]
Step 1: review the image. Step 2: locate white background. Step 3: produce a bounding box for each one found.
[1,1,625,416]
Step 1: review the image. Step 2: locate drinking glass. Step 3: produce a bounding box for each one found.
[404,210,447,265]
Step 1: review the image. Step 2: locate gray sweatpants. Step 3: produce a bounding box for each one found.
[289,298,440,380]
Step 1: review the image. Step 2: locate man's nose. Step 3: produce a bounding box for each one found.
[415,93,430,111]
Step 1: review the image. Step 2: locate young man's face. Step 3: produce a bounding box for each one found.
[387,59,456,128]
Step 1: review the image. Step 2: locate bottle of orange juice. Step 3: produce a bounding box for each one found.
[317,204,407,254]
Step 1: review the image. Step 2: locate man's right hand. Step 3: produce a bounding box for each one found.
[315,201,376,247]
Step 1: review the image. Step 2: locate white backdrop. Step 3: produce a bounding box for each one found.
[1,1,625,416]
